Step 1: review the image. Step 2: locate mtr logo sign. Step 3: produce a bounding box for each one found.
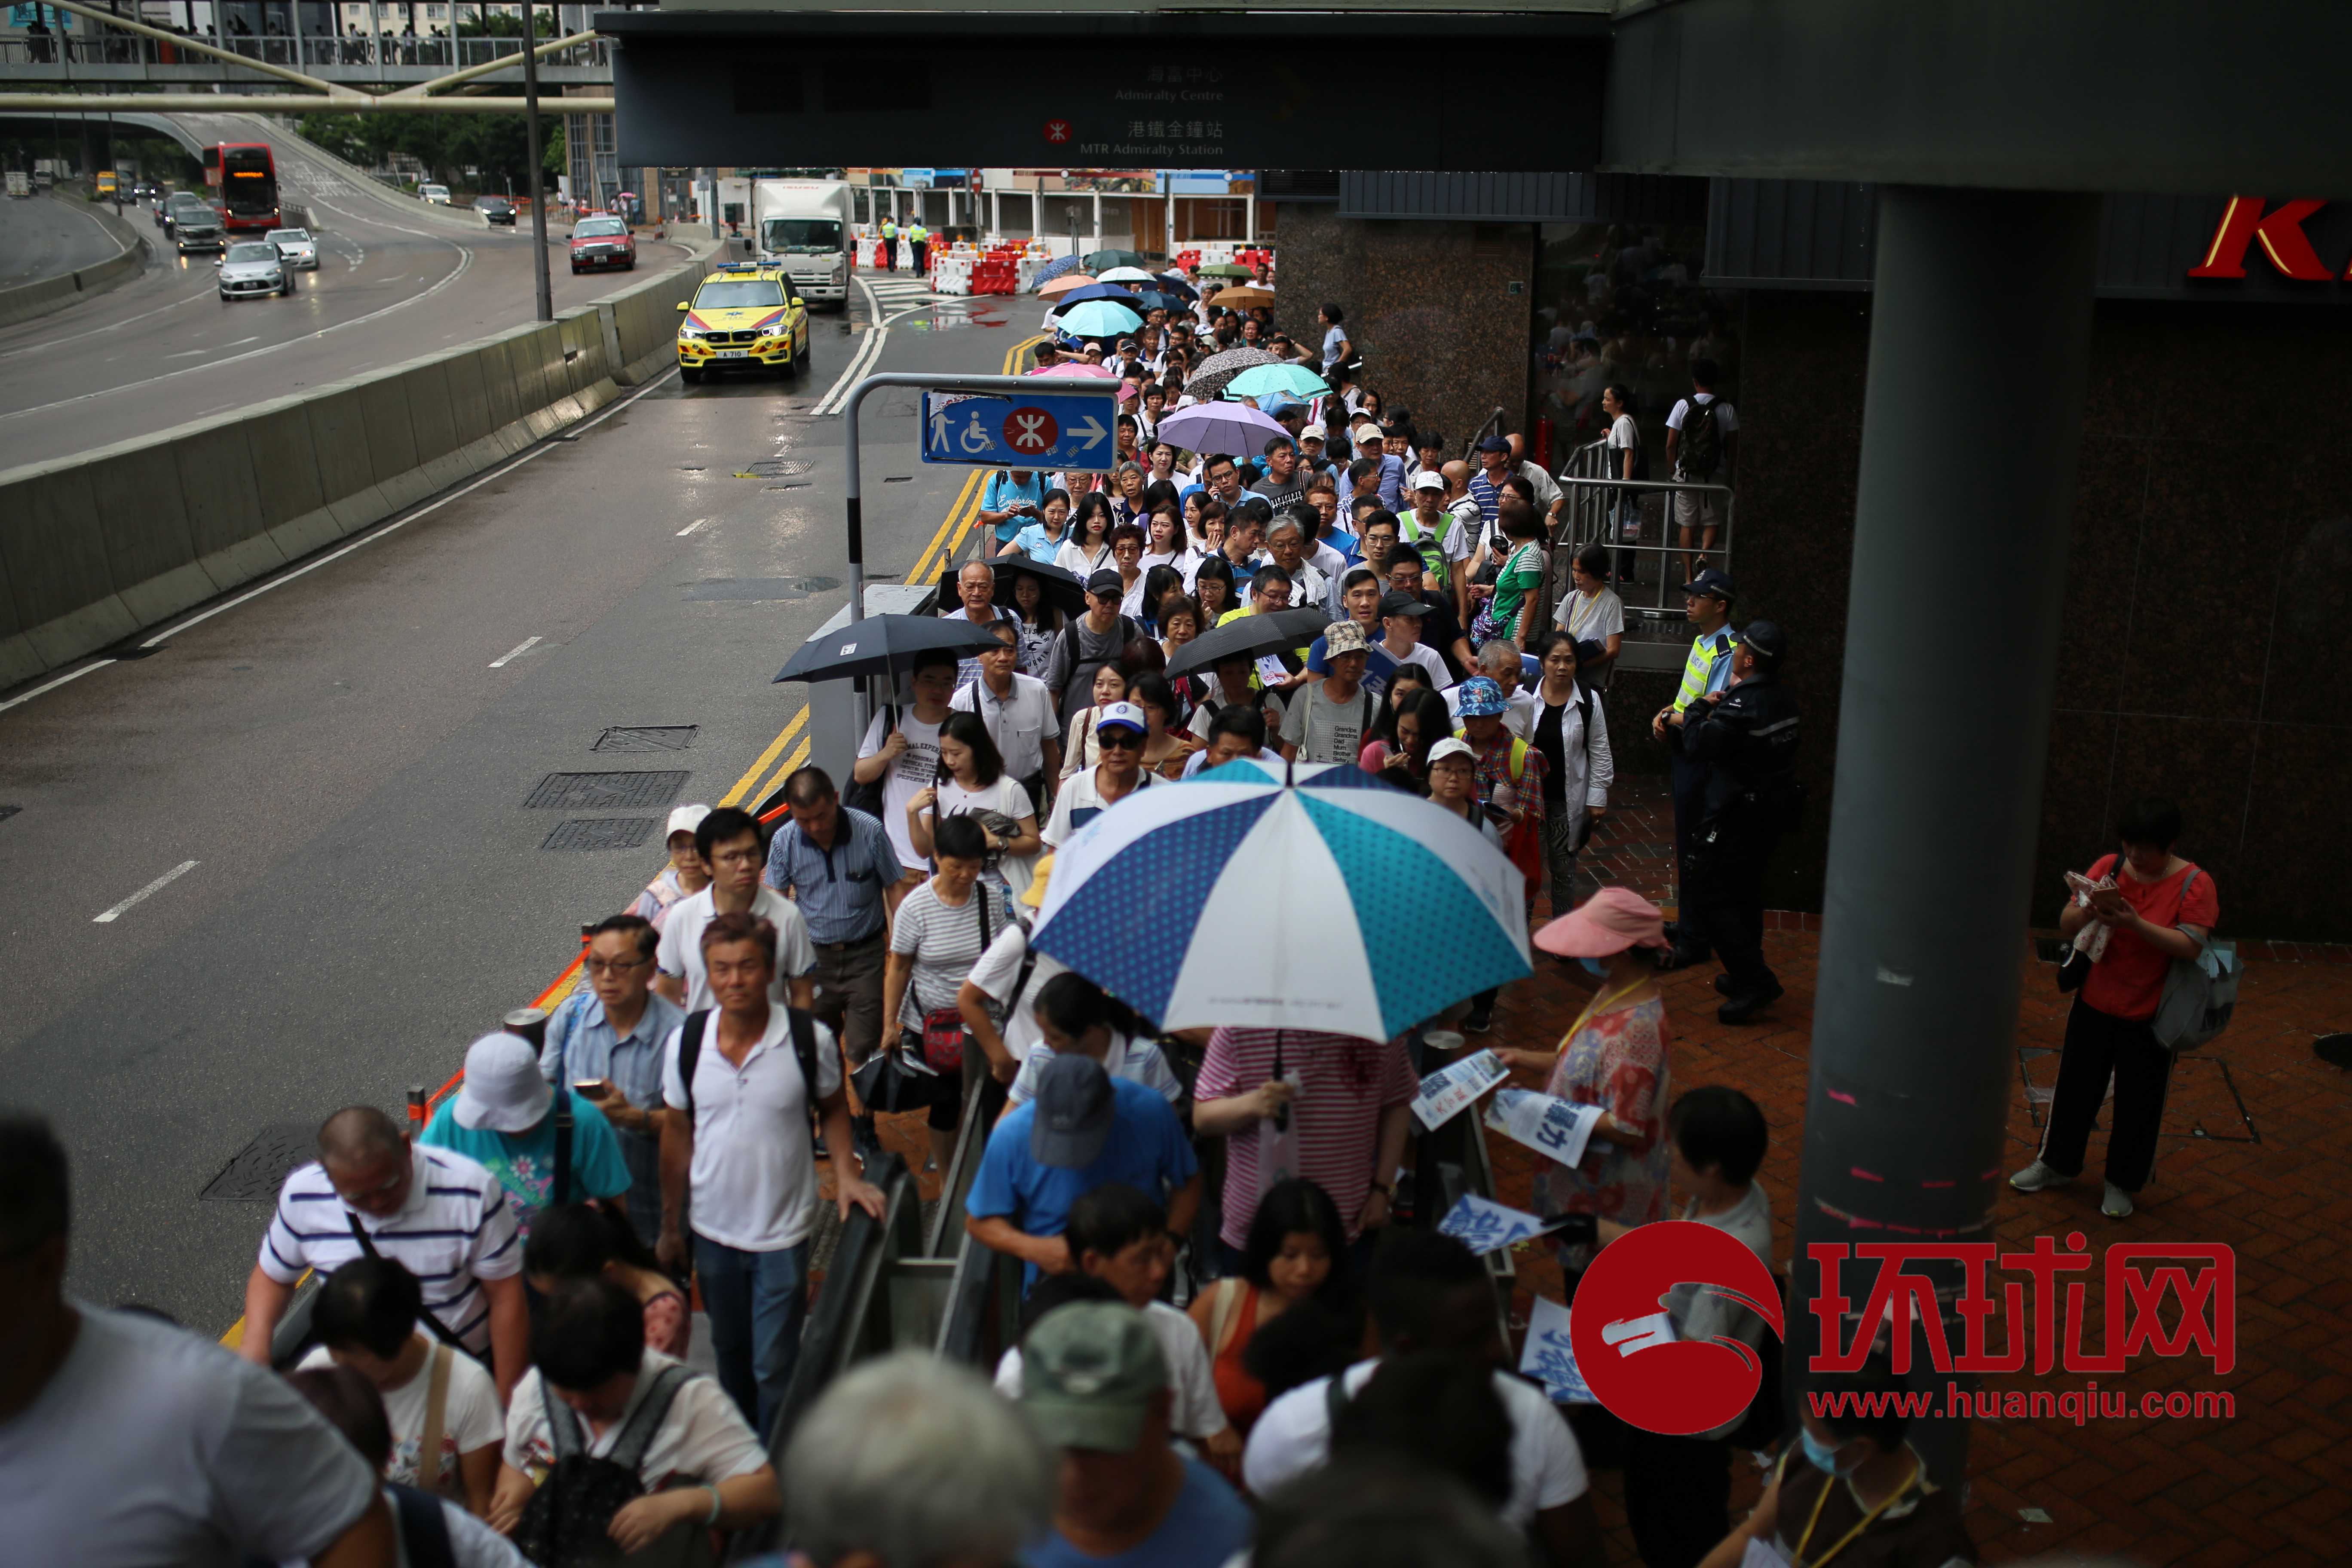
[2189,196,2352,281]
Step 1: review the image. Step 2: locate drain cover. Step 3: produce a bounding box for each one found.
[593,726,698,753]
[202,1121,316,1200]
[738,457,813,478]
[683,577,838,601]
[542,817,660,851]
[524,771,689,809]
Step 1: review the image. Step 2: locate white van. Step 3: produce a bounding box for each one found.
[419,183,451,206]
[753,179,854,309]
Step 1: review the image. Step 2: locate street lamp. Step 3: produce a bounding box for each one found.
[519,0,551,321]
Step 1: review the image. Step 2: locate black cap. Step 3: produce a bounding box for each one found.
[1681,567,1737,601]
[1378,591,1431,619]
[1735,619,1786,662]
[1086,570,1124,595]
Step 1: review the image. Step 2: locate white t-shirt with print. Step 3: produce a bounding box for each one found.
[857,708,945,872]
[996,1300,1226,1439]
[502,1351,767,1489]
[393,1487,530,1568]
[655,885,817,1014]
[297,1335,503,1492]
[1006,1027,1184,1109]
[930,774,1040,901]
[1244,1358,1589,1528]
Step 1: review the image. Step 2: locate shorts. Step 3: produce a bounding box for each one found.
[1672,487,1723,533]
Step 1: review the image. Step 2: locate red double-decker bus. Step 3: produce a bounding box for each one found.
[203,142,280,234]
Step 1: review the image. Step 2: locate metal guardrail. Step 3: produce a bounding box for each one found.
[0,34,612,70]
[1553,471,1738,634]
[1462,404,1507,463]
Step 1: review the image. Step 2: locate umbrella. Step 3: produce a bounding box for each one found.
[1033,254,1085,286]
[1222,362,1330,402]
[1212,284,1277,310]
[1127,289,1187,315]
[1048,282,1143,309]
[773,613,1008,684]
[971,555,1089,617]
[1082,248,1153,272]
[1031,761,1533,1040]
[1197,261,1253,278]
[1054,299,1145,339]
[1162,606,1329,679]
[1156,400,1287,459]
[1096,265,1157,284]
[1036,272,1097,299]
[1153,273,1200,300]
[1184,344,1280,402]
[1025,361,1117,378]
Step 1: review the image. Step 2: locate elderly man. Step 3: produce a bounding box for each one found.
[244,1106,529,1399]
[1044,701,1159,846]
[1447,640,1538,738]
[952,619,1062,810]
[1047,571,1148,723]
[1260,516,1328,611]
[943,559,1017,685]
[542,913,685,1246]
[422,1032,633,1241]
[784,1352,1054,1568]
[1281,620,1379,764]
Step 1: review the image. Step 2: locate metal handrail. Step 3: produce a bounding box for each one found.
[1553,472,1737,627]
[1462,405,1506,463]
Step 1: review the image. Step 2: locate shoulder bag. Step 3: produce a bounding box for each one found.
[919,888,995,1073]
[2151,869,2238,1053]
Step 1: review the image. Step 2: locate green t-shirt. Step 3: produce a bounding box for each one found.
[421,1092,632,1239]
[1489,542,1546,634]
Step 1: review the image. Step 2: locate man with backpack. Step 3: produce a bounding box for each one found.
[657,912,885,1433]
[487,1279,778,1559]
[1047,571,1147,724]
[1665,356,1738,582]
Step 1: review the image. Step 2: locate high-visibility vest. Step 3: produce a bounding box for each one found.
[1675,628,1734,713]
[909,224,929,243]
[882,220,897,238]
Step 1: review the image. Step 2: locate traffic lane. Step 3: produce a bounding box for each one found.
[0,296,1008,1326]
[0,190,120,283]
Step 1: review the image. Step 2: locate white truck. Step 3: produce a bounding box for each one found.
[752,178,854,309]
[6,171,28,199]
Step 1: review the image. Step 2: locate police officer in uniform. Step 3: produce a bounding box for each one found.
[1653,567,1739,962]
[881,214,898,270]
[909,219,930,273]
[1669,619,1802,1023]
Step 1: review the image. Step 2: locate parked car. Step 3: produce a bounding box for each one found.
[217,239,293,299]
[473,195,517,227]
[568,215,636,274]
[419,183,451,205]
[266,227,319,270]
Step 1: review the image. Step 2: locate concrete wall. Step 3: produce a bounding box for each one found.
[0,254,717,692]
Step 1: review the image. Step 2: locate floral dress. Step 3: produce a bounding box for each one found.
[1536,991,1672,1271]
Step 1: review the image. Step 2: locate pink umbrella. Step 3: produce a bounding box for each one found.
[1025,363,1117,377]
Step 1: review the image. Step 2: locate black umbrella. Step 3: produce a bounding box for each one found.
[773,613,1009,683]
[1164,607,1333,679]
[934,553,1090,618]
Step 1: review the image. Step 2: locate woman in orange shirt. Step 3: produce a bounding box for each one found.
[1187,1177,1352,1436]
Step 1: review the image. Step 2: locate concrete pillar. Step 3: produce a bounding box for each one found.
[1791,186,2101,1487]
[1090,191,1100,247]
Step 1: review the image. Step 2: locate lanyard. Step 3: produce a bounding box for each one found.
[1562,975,1650,1044]
[1790,1452,1920,1568]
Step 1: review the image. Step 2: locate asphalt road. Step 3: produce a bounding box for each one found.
[0,189,122,284]
[0,111,697,472]
[0,270,1031,1329]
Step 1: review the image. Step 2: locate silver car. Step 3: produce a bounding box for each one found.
[267,226,319,270]
[218,240,293,300]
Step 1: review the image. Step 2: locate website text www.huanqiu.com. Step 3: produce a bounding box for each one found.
[1808,1384,2236,1427]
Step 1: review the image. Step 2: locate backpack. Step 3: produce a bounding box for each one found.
[841,704,899,818]
[1399,513,1450,584]
[675,1005,822,1122]
[1057,614,1143,715]
[510,1363,697,1567]
[1677,396,1724,480]
[388,1484,454,1568]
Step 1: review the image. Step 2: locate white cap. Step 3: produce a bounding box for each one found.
[1427,737,1476,769]
[453,1033,555,1134]
[665,804,710,842]
[1412,469,1446,491]
[1095,701,1148,735]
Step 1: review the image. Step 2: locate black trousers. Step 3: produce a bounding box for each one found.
[2040,998,2174,1192]
[1669,753,1709,949]
[1682,821,1778,995]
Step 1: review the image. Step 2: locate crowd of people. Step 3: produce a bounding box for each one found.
[36,279,2246,1568]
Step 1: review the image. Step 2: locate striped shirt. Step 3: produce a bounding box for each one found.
[1194,1028,1417,1250]
[259,1145,521,1352]
[764,805,903,945]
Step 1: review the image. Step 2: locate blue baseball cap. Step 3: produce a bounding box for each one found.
[1681,567,1737,601]
[1455,676,1507,717]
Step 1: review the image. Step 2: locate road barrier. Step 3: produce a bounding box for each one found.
[0,193,152,330]
[0,251,720,691]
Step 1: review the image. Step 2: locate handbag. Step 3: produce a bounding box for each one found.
[2152,871,2237,1053]
[918,887,995,1072]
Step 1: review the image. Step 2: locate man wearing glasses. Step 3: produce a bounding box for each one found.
[541,913,685,1246]
[655,806,818,1015]
[1042,702,1159,847]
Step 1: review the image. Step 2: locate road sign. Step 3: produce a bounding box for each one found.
[920,389,1121,471]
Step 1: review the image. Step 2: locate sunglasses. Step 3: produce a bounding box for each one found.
[1096,730,1145,750]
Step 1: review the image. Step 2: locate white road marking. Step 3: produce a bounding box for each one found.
[0,367,680,717]
[676,518,709,536]
[165,347,208,359]
[487,635,542,668]
[93,860,199,923]
[809,273,890,416]
[226,335,259,347]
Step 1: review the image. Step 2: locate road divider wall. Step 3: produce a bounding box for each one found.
[0,252,717,691]
[0,194,152,330]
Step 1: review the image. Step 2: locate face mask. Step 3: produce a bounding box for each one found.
[1800,1427,1847,1476]
[1579,957,1608,977]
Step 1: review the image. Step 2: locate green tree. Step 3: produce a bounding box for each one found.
[542,120,565,183]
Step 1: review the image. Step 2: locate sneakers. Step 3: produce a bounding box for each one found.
[2007,1160,2070,1193]
[1716,980,1785,1025]
[2101,1183,2136,1219]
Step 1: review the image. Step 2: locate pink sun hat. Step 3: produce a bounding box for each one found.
[1535,886,1669,958]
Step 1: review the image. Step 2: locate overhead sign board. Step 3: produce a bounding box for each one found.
[921,388,1121,472]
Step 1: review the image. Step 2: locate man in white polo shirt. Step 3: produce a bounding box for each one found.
[655,806,817,1014]
[242,1105,529,1400]
[660,911,884,1434]
[951,620,1061,811]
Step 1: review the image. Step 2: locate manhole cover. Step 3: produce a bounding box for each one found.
[542,817,660,851]
[682,578,837,601]
[524,771,689,809]
[202,1121,316,1200]
[739,457,813,478]
[593,726,699,753]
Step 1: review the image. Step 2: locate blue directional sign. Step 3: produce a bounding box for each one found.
[920,389,1121,471]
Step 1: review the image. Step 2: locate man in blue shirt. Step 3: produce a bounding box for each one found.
[977,468,1045,553]
[965,1055,1198,1289]
[539,913,684,1247]
[1020,1301,1253,1568]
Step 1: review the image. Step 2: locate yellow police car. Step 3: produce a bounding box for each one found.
[676,264,809,385]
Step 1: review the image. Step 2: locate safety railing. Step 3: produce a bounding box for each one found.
[1461,405,1507,464]
[0,33,612,69]
[1552,471,1737,634]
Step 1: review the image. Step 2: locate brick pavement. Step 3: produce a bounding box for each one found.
[1484,776,2352,1567]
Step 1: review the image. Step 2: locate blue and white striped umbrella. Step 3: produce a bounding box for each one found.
[1031,760,1532,1041]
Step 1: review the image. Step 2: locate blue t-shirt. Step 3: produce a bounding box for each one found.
[967,1078,1198,1289]
[1011,522,1070,565]
[420,1092,632,1240]
[983,472,1047,542]
[1023,1458,1251,1568]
